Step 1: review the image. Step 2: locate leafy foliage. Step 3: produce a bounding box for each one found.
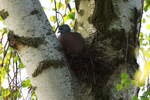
[21,79,31,88]
[134,48,150,86]
[137,0,150,88]
[144,0,150,11]
[47,0,76,31]
[0,29,36,99]
[116,73,131,91]
[116,73,150,100]
[116,1,150,99]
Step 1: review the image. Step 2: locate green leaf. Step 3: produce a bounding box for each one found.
[140,39,143,45]
[52,26,56,31]
[0,44,3,49]
[144,3,150,12]
[116,84,123,91]
[132,96,138,100]
[2,88,10,97]
[140,96,149,100]
[121,73,128,80]
[0,56,2,64]
[146,24,150,30]
[146,36,150,41]
[12,90,21,98]
[66,0,70,3]
[14,56,19,63]
[43,7,47,11]
[0,67,6,84]
[64,16,69,22]
[131,80,137,86]
[141,18,146,23]
[143,91,150,96]
[124,80,131,88]
[121,78,127,84]
[0,96,2,100]
[0,16,4,21]
[141,49,150,58]
[68,12,75,20]
[6,53,11,60]
[4,58,9,65]
[50,16,56,22]
[0,28,8,34]
[0,67,6,75]
[22,79,31,88]
[5,65,9,72]
[70,21,75,27]
[140,32,144,38]
[0,49,3,55]
[19,63,25,68]
[56,2,65,9]
[31,92,37,100]
[50,0,54,2]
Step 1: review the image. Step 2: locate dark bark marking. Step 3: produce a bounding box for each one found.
[32,59,65,77]
[0,9,9,20]
[30,9,39,15]
[8,30,46,50]
[91,0,118,30]
[132,7,141,47]
[78,9,84,16]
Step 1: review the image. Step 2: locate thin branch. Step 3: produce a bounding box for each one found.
[65,0,72,12]
[0,31,5,43]
[54,11,65,33]
[54,0,59,27]
[1,40,9,67]
[7,50,13,89]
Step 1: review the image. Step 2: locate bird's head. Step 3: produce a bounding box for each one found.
[58,24,71,34]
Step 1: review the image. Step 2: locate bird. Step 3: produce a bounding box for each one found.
[58,24,85,55]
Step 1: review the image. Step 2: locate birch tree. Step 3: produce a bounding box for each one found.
[0,0,146,100]
[0,0,81,100]
[74,0,144,99]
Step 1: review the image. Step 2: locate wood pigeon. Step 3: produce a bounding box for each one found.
[58,24,85,55]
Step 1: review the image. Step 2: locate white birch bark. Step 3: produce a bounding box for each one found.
[75,0,143,99]
[0,0,80,100]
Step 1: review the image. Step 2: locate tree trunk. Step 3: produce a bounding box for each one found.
[0,0,82,100]
[0,0,144,99]
[73,0,144,99]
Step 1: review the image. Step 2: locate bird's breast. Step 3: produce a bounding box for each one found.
[59,32,85,54]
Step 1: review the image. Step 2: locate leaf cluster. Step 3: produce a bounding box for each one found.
[0,29,37,100]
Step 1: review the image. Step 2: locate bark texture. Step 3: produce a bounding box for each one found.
[0,0,82,100]
[72,0,144,99]
[0,0,144,99]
